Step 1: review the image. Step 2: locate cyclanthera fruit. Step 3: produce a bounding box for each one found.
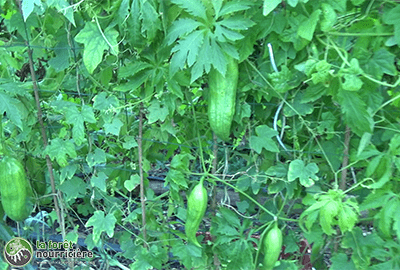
[208,55,239,141]
[262,223,283,270]
[0,156,33,221]
[185,178,207,247]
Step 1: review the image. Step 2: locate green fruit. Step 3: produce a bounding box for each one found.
[0,156,33,221]
[26,156,47,196]
[208,56,239,141]
[185,178,207,247]
[262,223,283,270]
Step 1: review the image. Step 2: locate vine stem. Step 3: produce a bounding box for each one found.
[340,126,351,190]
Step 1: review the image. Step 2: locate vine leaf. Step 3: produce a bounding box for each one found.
[91,172,108,192]
[85,210,117,244]
[45,138,77,167]
[288,159,319,187]
[249,125,279,154]
[75,23,119,74]
[64,105,96,146]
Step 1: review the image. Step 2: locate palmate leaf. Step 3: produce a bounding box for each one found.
[249,125,279,154]
[170,30,205,77]
[85,210,117,244]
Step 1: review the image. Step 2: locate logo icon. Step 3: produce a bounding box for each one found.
[3,237,33,267]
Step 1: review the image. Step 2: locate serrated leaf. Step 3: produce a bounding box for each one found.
[118,61,153,78]
[171,0,207,21]
[47,0,75,26]
[123,136,138,149]
[338,204,358,233]
[141,0,161,41]
[249,125,279,154]
[337,90,372,137]
[75,23,119,73]
[393,200,400,242]
[170,30,205,76]
[320,200,339,235]
[167,19,202,45]
[59,176,86,202]
[215,24,244,41]
[219,16,254,30]
[219,1,252,17]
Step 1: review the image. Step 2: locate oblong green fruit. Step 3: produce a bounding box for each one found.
[0,156,33,221]
[26,156,47,196]
[208,56,239,141]
[262,223,283,270]
[185,178,207,247]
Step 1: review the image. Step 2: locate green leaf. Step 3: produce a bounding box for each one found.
[85,211,117,244]
[357,132,372,157]
[330,253,357,270]
[123,136,138,149]
[392,200,400,242]
[124,174,140,192]
[171,0,207,21]
[284,92,314,117]
[60,164,78,183]
[219,1,253,17]
[170,30,205,76]
[45,138,77,167]
[342,74,363,91]
[167,19,202,45]
[249,125,279,154]
[219,16,254,30]
[21,0,42,21]
[59,176,86,202]
[86,148,107,167]
[140,0,161,41]
[64,105,95,146]
[320,3,337,32]
[0,92,23,130]
[263,0,281,16]
[93,93,119,111]
[383,5,400,45]
[47,0,75,26]
[365,49,397,79]
[337,90,372,137]
[288,160,319,187]
[147,100,169,124]
[338,204,358,233]
[320,200,339,235]
[75,23,119,73]
[91,172,108,192]
[298,9,321,41]
[103,117,124,136]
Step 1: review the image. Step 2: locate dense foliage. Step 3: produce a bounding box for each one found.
[0,0,400,269]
